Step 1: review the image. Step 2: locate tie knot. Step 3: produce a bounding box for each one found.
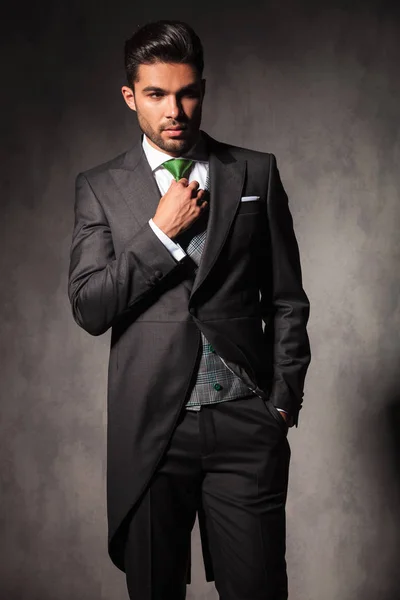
[163,158,194,181]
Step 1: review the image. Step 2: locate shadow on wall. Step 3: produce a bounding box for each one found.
[356,386,400,600]
[380,396,400,600]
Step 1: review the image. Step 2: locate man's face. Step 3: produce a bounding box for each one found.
[121,62,206,157]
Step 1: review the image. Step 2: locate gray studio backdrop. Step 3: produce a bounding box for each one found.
[1,1,399,599]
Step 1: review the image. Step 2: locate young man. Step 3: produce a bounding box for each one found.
[68,19,311,600]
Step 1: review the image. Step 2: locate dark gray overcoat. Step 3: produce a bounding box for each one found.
[67,130,311,583]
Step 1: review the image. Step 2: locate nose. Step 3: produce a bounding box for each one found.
[166,95,182,120]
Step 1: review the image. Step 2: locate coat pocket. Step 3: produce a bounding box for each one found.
[240,196,261,202]
[237,196,264,215]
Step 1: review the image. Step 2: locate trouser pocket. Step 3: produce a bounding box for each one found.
[262,399,289,435]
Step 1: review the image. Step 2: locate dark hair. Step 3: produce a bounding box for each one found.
[124,20,204,88]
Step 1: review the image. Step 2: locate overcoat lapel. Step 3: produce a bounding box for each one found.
[109,143,163,229]
[189,139,246,302]
[109,131,246,301]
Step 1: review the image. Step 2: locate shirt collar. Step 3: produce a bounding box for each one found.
[142,130,209,173]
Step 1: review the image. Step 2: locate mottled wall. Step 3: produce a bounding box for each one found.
[1,1,399,598]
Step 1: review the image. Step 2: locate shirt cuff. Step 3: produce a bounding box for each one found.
[276,408,288,414]
[148,218,187,262]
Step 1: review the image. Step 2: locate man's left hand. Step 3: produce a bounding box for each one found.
[277,410,288,423]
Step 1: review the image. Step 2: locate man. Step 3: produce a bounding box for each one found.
[68,19,311,600]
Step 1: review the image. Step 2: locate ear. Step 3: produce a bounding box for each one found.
[121,86,137,112]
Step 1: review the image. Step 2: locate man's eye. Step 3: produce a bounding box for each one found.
[150,93,163,98]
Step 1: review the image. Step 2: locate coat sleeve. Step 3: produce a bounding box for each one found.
[68,172,182,336]
[261,154,311,427]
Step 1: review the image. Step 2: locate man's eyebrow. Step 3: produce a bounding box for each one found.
[141,83,199,94]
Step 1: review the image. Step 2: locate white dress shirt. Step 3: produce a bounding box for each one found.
[143,133,209,262]
[142,133,287,417]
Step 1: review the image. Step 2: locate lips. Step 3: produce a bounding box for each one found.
[164,128,186,137]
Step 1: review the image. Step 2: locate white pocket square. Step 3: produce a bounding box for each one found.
[240,195,260,202]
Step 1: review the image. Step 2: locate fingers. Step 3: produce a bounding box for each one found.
[176,178,199,190]
[197,194,209,208]
[187,179,200,191]
[195,188,208,208]
[169,177,189,189]
[170,177,208,208]
[186,179,204,201]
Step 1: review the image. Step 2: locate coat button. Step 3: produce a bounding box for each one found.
[213,383,222,391]
[189,307,195,315]
[154,270,163,278]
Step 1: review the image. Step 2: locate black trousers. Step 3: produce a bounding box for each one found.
[124,394,291,600]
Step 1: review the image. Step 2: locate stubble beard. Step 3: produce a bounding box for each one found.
[136,110,201,155]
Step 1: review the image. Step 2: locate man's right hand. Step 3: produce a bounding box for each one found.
[152,178,209,240]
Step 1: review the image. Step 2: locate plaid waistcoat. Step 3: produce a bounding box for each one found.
[178,173,256,411]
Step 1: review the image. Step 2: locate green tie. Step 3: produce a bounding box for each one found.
[163,158,194,181]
